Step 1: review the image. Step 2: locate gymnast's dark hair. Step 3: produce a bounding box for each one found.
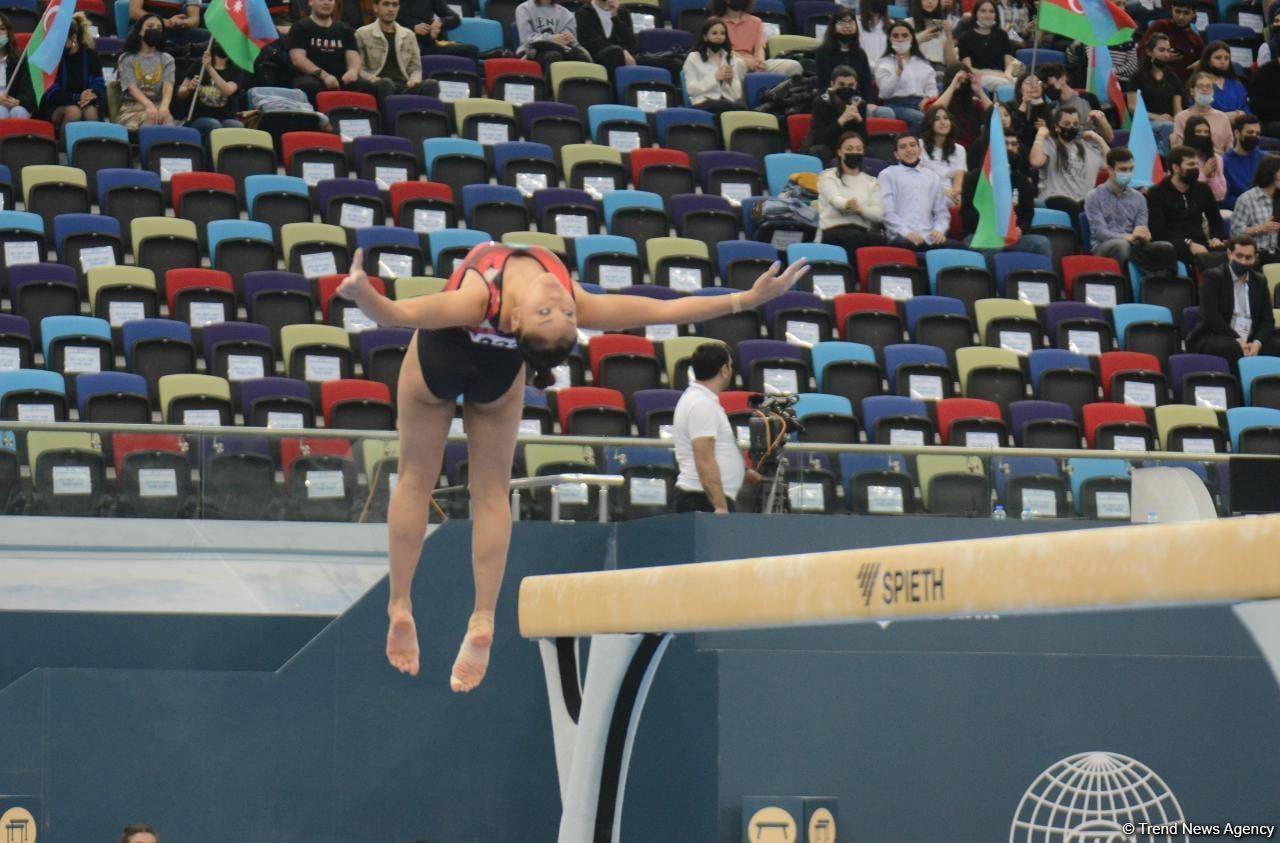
[520,334,576,389]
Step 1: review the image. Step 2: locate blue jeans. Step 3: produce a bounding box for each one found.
[964,233,1054,274]
[0,105,29,119]
[189,116,244,143]
[1151,119,1174,155]
[882,97,924,132]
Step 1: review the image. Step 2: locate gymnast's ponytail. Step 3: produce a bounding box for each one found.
[518,333,576,390]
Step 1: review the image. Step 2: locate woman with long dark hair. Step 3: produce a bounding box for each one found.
[859,0,890,61]
[336,243,808,691]
[957,0,1017,90]
[117,13,176,130]
[1194,40,1250,121]
[0,14,31,119]
[37,12,104,130]
[816,8,873,102]
[925,63,990,150]
[1029,105,1109,223]
[907,0,955,67]
[873,21,937,131]
[818,130,886,260]
[1184,113,1227,202]
[1126,32,1181,152]
[682,17,746,113]
[920,105,965,204]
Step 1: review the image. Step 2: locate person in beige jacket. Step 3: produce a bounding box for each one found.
[681,18,747,113]
[818,130,887,259]
[356,0,434,100]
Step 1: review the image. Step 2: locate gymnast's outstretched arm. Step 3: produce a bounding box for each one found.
[573,258,810,331]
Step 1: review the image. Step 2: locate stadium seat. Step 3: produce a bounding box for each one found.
[917,454,990,515]
[671,194,738,262]
[97,169,164,244]
[0,118,56,194]
[974,298,1042,355]
[1167,353,1238,410]
[763,152,822,196]
[615,65,677,112]
[429,229,489,278]
[64,121,131,200]
[381,96,449,153]
[0,210,47,288]
[1099,350,1167,408]
[317,274,387,333]
[137,125,202,188]
[111,433,194,519]
[788,242,853,300]
[240,377,315,429]
[588,104,651,152]
[42,315,113,390]
[86,266,159,333]
[1226,406,1280,453]
[132,217,200,286]
[925,248,994,307]
[955,346,1026,414]
[280,436,357,522]
[936,397,1007,447]
[26,430,106,517]
[206,221,277,290]
[762,290,832,344]
[602,191,668,261]
[0,313,33,371]
[1154,404,1226,453]
[199,436,279,520]
[315,178,386,229]
[647,237,712,292]
[423,138,488,210]
[993,456,1068,519]
[454,98,519,147]
[210,128,277,196]
[76,371,150,424]
[993,251,1058,304]
[1113,303,1177,368]
[462,184,530,241]
[1007,400,1081,449]
[1067,457,1132,518]
[1046,301,1114,356]
[280,325,354,401]
[555,386,630,435]
[903,296,972,365]
[575,234,642,290]
[493,141,558,197]
[281,223,349,280]
[170,173,239,253]
[793,393,858,443]
[833,293,904,357]
[53,213,123,285]
[630,148,694,207]
[1062,254,1128,308]
[318,91,382,140]
[485,57,545,103]
[22,164,89,238]
[390,181,457,233]
[158,373,234,426]
[121,319,197,402]
[245,175,313,243]
[721,112,784,167]
[883,343,954,402]
[1082,402,1154,451]
[203,321,276,388]
[698,150,765,201]
[0,368,67,421]
[549,61,611,115]
[738,339,810,394]
[281,131,350,186]
[533,189,601,240]
[862,395,932,445]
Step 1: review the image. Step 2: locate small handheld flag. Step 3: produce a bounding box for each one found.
[205,0,278,72]
[970,112,1018,250]
[1127,91,1166,189]
[1039,0,1136,46]
[1088,46,1130,130]
[26,0,78,106]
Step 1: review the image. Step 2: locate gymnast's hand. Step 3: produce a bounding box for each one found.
[337,248,376,304]
[743,258,810,308]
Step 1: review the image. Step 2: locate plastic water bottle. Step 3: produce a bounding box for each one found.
[992,504,1007,521]
[1146,511,1158,524]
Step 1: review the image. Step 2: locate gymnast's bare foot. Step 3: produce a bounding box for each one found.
[450,610,494,693]
[386,605,420,677]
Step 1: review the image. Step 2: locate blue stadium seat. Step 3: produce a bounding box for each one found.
[1066,458,1131,517]
[716,240,778,290]
[763,152,823,195]
[447,17,505,52]
[861,395,932,443]
[245,175,309,215]
[902,295,967,338]
[883,343,950,388]
[1238,355,1280,405]
[794,393,853,419]
[654,107,715,146]
[587,104,649,147]
[121,318,194,370]
[924,248,986,291]
[992,251,1053,296]
[745,72,789,108]
[207,220,276,280]
[76,371,149,418]
[1226,406,1280,451]
[574,234,640,285]
[0,368,65,418]
[811,341,876,391]
[422,137,486,178]
[429,229,489,276]
[614,65,675,110]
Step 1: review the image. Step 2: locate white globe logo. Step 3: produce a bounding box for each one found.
[1010,751,1188,842]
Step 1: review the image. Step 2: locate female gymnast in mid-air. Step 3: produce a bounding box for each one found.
[337,242,809,692]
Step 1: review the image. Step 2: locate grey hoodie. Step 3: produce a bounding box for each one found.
[515,0,578,52]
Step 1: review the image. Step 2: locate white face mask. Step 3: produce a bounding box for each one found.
[891,40,912,54]
[1194,93,1214,107]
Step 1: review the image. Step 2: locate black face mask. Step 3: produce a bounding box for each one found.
[1058,126,1078,142]
[1191,136,1214,155]
[1241,135,1260,151]
[143,28,164,47]
[1207,65,1225,76]
[842,153,864,170]
[1151,58,1166,69]
[834,87,856,102]
[727,0,749,10]
[1183,167,1201,182]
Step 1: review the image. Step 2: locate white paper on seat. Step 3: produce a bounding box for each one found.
[1113,434,1148,452]
[52,465,91,495]
[504,83,536,105]
[645,324,678,341]
[1193,385,1228,411]
[607,130,641,153]
[557,482,589,505]
[965,431,1001,449]
[908,374,943,401]
[659,424,675,439]
[1123,380,1157,407]
[867,484,904,514]
[62,345,101,373]
[1067,330,1102,356]
[811,274,845,299]
[337,118,372,141]
[1180,437,1217,454]
[584,176,617,198]
[378,252,414,279]
[304,355,342,382]
[879,275,914,301]
[555,214,590,238]
[182,408,222,426]
[1095,490,1131,519]
[1020,487,1058,518]
[158,157,192,182]
[518,419,543,436]
[999,330,1033,356]
[300,251,338,278]
[301,161,335,187]
[888,427,925,446]
[635,89,667,112]
[667,266,702,292]
[720,182,752,203]
[17,403,55,422]
[786,320,820,346]
[476,122,510,146]
[551,365,572,390]
[629,477,667,506]
[343,307,377,334]
[107,301,146,328]
[226,354,265,381]
[3,240,38,266]
[597,264,633,290]
[762,21,781,35]
[266,411,305,430]
[188,301,226,328]
[1083,283,1117,309]
[629,11,655,31]
[788,482,825,511]
[516,172,548,197]
[0,347,20,372]
[437,80,471,102]
[763,368,799,394]
[305,469,346,499]
[736,425,751,446]
[137,468,179,498]
[374,166,408,191]
[1016,281,1050,306]
[339,203,375,229]
[79,245,116,271]
[412,209,448,233]
[770,230,804,250]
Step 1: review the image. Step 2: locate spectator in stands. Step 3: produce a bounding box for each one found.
[1225,115,1264,208]
[1038,62,1114,144]
[1251,14,1280,138]
[117,15,176,130]
[683,18,746,113]
[673,342,745,514]
[355,0,431,100]
[907,0,956,67]
[1193,40,1250,122]
[819,130,886,257]
[879,132,957,249]
[516,0,589,71]
[1029,106,1109,222]
[920,105,965,205]
[1147,144,1227,267]
[816,8,875,103]
[1084,147,1177,271]
[1229,154,1280,265]
[176,42,244,140]
[1128,32,1182,153]
[709,0,803,77]
[1258,6,1280,67]
[287,0,377,104]
[575,0,638,80]
[0,15,30,119]
[121,825,158,843]
[960,131,1053,264]
[398,0,476,60]
[129,0,208,61]
[1183,114,1227,203]
[873,22,938,133]
[1172,72,1232,155]
[1186,236,1280,360]
[803,66,868,164]
[1010,68,1051,151]
[38,13,102,130]
[926,65,990,155]
[957,0,1018,91]
[1137,0,1201,82]
[859,0,891,62]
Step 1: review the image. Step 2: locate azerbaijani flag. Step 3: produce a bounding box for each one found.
[1128,91,1165,189]
[205,0,278,72]
[1087,46,1129,130]
[970,110,1017,250]
[26,0,77,106]
[1039,0,1135,46]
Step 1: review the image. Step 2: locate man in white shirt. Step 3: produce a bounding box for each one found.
[672,342,746,514]
[877,133,959,250]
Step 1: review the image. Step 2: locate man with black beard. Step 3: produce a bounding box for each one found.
[1224,114,1264,208]
[1147,145,1227,268]
[802,66,869,166]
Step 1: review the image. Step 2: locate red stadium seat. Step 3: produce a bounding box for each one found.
[854,245,917,288]
[1082,402,1149,449]
[628,147,691,190]
[316,274,386,322]
[554,386,628,434]
[1098,351,1162,400]
[787,113,811,152]
[1061,255,1122,300]
[484,58,543,95]
[281,131,344,169]
[0,118,55,142]
[865,117,908,136]
[935,397,1002,445]
[315,91,378,115]
[164,268,235,316]
[718,391,759,415]
[279,437,353,482]
[586,334,657,381]
[169,172,235,214]
[320,379,394,429]
[111,433,185,477]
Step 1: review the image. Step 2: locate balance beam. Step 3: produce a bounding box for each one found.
[520,515,1280,639]
[523,515,1280,843]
